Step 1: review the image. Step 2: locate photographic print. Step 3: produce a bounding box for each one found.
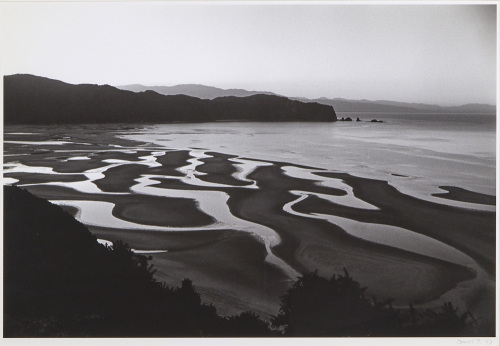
[1,1,497,340]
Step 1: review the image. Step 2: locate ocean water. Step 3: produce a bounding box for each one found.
[3,114,496,317]
[124,113,496,206]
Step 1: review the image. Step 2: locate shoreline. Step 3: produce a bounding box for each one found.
[313,172,496,275]
[223,165,478,305]
[18,160,482,309]
[3,124,495,324]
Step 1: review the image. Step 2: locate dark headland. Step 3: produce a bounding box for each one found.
[3,74,337,124]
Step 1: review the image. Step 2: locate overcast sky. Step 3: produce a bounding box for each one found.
[0,2,497,105]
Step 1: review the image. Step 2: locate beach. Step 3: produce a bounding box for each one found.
[3,120,495,324]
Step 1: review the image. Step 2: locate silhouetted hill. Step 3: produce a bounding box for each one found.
[4,75,336,124]
[118,83,277,99]
[210,94,335,122]
[118,81,495,114]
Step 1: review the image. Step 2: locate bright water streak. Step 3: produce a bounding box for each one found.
[281,165,379,210]
[97,238,167,254]
[123,116,495,206]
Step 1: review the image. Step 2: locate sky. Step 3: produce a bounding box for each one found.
[0,2,497,106]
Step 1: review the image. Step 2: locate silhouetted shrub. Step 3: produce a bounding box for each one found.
[271,269,401,336]
[3,186,269,337]
[225,312,272,337]
[404,302,476,337]
[3,186,477,337]
[271,270,475,337]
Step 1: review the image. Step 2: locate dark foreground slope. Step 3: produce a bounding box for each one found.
[4,186,480,337]
[4,74,336,124]
[3,186,271,337]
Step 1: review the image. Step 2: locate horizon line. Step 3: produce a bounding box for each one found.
[4,73,497,108]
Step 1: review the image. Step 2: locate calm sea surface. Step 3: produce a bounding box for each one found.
[124,113,496,204]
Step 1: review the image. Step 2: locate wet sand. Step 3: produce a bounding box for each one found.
[111,194,215,227]
[433,185,496,206]
[152,150,192,176]
[224,165,477,304]
[312,172,496,275]
[3,172,88,184]
[3,125,495,325]
[197,152,253,187]
[21,185,215,228]
[94,164,155,192]
[88,225,290,318]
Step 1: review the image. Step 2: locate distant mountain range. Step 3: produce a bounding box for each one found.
[118,83,277,99]
[293,97,496,114]
[4,75,336,124]
[118,84,496,114]
[4,75,494,126]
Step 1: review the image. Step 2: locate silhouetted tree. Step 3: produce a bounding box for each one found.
[271,269,401,336]
[271,269,474,337]
[3,186,478,337]
[405,302,476,337]
[225,312,272,337]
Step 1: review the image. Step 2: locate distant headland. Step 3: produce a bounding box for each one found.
[4,74,337,124]
[119,83,496,114]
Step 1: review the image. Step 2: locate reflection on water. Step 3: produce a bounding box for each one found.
[97,238,168,254]
[3,118,495,314]
[124,117,495,200]
[4,140,74,145]
[3,177,19,185]
[130,175,299,279]
[66,156,91,161]
[229,158,273,186]
[282,166,379,210]
[53,200,176,231]
[283,191,473,267]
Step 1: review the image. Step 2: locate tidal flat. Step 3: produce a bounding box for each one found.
[3,121,495,330]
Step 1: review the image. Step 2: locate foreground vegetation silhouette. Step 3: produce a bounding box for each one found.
[271,270,476,337]
[4,186,477,337]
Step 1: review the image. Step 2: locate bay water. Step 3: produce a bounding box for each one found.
[124,113,496,207]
